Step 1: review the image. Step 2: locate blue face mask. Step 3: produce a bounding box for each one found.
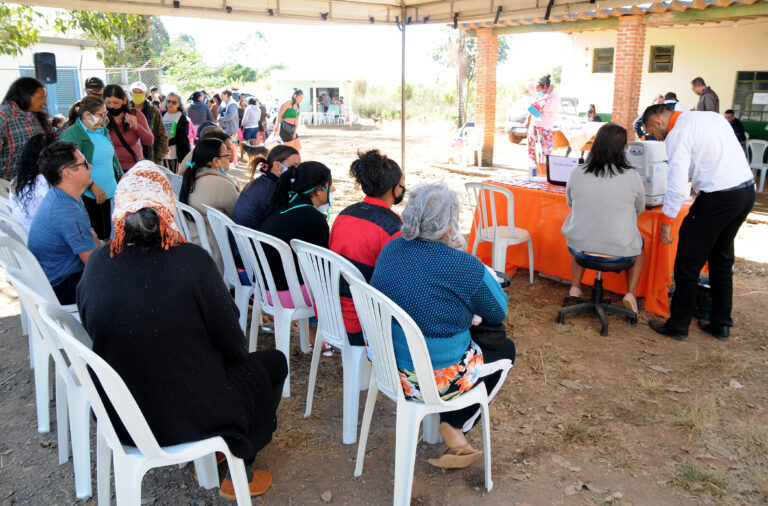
[537,91,545,98]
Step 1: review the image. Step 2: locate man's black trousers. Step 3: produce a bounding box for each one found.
[667,183,755,333]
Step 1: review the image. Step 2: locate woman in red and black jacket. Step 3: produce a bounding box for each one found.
[329,149,406,348]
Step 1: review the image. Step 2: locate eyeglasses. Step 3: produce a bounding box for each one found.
[167,100,179,105]
[216,154,230,160]
[66,160,91,171]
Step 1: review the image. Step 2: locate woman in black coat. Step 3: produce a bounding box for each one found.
[162,92,191,173]
[77,163,284,499]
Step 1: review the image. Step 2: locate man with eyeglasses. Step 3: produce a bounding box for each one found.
[28,141,100,304]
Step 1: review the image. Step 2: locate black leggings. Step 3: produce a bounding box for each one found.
[82,196,112,240]
[440,339,516,432]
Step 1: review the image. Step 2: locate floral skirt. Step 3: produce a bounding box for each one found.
[398,342,483,402]
[527,126,554,165]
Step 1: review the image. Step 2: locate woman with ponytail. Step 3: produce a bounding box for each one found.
[259,161,334,345]
[60,95,124,239]
[232,144,300,231]
[179,138,240,272]
[329,149,405,352]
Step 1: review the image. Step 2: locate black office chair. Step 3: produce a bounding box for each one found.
[556,255,638,336]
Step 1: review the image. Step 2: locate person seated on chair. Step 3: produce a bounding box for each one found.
[9,133,55,231]
[329,149,404,355]
[259,161,334,347]
[371,182,516,469]
[77,164,286,499]
[561,122,646,313]
[179,138,240,273]
[27,141,99,305]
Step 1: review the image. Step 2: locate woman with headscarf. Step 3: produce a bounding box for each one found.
[0,77,60,180]
[76,161,286,499]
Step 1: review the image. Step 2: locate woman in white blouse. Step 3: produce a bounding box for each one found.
[9,134,55,231]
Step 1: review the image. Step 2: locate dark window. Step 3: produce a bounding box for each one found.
[732,70,768,122]
[592,48,614,73]
[649,46,674,73]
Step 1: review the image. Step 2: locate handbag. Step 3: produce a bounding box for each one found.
[280,120,296,138]
[469,321,508,351]
[264,129,283,149]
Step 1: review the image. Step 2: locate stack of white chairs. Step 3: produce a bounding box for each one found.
[7,268,93,498]
[230,225,313,397]
[291,240,370,444]
[344,272,494,505]
[203,205,258,338]
[39,303,254,506]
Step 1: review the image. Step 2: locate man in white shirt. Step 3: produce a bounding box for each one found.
[642,104,755,341]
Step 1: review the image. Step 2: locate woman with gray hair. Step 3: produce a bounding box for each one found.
[371,182,516,469]
[162,91,190,173]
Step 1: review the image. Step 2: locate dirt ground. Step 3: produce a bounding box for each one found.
[1,121,767,505]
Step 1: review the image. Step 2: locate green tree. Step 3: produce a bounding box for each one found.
[0,4,46,56]
[431,28,509,125]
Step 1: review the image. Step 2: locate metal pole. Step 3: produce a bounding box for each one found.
[400,8,406,170]
[118,36,128,87]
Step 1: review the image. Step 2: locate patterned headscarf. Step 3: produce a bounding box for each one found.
[110,160,185,256]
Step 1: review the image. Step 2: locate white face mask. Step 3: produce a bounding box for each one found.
[316,189,334,219]
[87,112,108,130]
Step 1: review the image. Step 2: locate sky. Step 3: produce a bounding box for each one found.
[160,16,572,86]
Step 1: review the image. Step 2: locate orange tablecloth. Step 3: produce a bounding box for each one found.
[467,177,691,317]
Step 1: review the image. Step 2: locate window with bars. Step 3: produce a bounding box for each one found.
[649,46,674,73]
[733,71,768,122]
[592,48,614,73]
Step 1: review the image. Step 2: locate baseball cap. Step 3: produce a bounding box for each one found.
[84,77,105,92]
[129,81,148,93]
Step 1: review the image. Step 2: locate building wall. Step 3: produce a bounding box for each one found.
[561,21,768,118]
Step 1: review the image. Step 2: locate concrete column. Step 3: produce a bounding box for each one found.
[611,15,646,141]
[474,27,498,166]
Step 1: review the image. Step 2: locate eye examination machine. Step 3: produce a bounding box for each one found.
[626,141,668,207]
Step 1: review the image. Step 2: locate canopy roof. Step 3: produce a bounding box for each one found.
[17,0,765,27]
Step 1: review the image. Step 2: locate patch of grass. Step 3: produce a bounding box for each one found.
[686,350,751,377]
[563,421,606,445]
[673,396,717,437]
[742,458,768,503]
[734,418,768,456]
[672,463,727,497]
[634,373,664,396]
[608,402,651,426]
[598,437,636,469]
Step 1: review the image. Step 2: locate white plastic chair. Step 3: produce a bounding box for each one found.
[466,182,534,284]
[0,234,78,433]
[8,268,92,498]
[175,200,212,255]
[203,205,258,334]
[0,212,29,244]
[344,272,493,505]
[160,165,183,198]
[746,139,767,192]
[290,239,370,444]
[39,303,254,506]
[230,225,313,397]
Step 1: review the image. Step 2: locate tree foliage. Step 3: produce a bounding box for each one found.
[0,4,169,67]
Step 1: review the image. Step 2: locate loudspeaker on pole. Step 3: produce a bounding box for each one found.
[33,52,57,84]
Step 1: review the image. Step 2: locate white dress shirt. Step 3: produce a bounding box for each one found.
[662,111,753,219]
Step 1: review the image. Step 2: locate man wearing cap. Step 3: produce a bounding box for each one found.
[642,104,755,342]
[130,81,167,165]
[85,77,104,96]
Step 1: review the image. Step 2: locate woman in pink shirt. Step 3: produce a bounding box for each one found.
[526,74,560,178]
[104,84,154,171]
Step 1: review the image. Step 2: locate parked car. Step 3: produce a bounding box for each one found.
[506,96,601,153]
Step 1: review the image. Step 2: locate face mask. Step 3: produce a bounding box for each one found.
[393,185,406,206]
[107,105,128,116]
[316,187,333,220]
[537,91,545,98]
[131,92,146,105]
[87,113,108,130]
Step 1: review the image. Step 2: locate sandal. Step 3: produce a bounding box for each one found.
[427,444,483,469]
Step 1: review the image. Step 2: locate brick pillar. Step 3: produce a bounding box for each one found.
[611,15,646,141]
[474,27,497,166]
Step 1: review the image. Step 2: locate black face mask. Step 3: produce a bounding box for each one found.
[107,104,128,116]
[393,184,406,206]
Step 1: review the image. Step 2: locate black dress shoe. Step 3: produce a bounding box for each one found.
[698,320,730,341]
[649,319,688,341]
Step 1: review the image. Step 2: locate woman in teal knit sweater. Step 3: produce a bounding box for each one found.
[371,182,516,469]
